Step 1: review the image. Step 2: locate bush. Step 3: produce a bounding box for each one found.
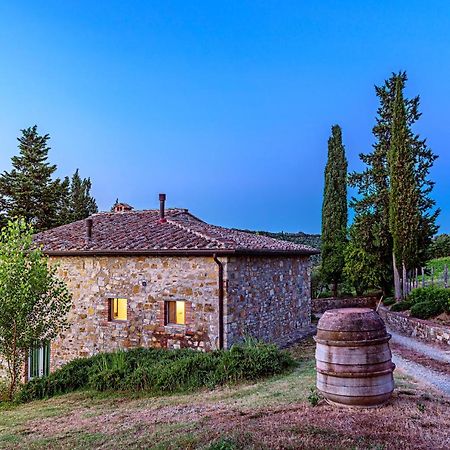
[407,286,450,312]
[410,301,444,320]
[390,301,413,312]
[16,356,99,403]
[17,341,295,403]
[383,297,396,306]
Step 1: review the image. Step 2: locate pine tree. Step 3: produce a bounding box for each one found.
[0,126,64,231]
[321,125,348,297]
[388,78,420,298]
[349,72,439,296]
[68,169,98,221]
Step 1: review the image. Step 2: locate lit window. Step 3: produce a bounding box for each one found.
[166,301,185,325]
[109,298,127,321]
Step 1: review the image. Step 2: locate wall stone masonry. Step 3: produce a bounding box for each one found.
[379,306,450,346]
[225,256,311,348]
[0,253,313,378]
[50,255,222,370]
[311,296,378,314]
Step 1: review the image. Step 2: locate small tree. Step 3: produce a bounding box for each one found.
[321,125,348,297]
[0,219,71,399]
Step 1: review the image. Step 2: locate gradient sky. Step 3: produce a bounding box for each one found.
[0,1,449,233]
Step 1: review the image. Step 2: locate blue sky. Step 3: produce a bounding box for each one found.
[0,1,449,233]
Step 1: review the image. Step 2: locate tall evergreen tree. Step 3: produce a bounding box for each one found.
[0,126,64,231]
[321,125,348,297]
[68,169,98,221]
[349,72,439,295]
[388,77,420,298]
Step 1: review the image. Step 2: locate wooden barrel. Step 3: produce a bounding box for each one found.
[315,308,395,407]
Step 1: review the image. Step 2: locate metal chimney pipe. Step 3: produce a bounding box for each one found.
[159,193,167,223]
[86,218,93,239]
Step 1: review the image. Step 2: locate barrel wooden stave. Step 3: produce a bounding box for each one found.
[315,308,395,408]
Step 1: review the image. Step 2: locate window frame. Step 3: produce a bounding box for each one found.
[108,297,128,322]
[165,300,186,326]
[28,342,50,379]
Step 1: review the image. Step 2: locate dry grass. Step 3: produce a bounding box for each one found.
[0,338,449,449]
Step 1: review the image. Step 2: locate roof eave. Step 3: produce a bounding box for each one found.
[43,248,319,258]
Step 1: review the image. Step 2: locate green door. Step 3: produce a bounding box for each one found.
[28,342,50,379]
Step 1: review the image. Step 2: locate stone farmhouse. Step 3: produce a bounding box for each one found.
[28,194,318,375]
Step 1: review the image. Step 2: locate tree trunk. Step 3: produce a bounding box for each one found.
[392,253,402,300]
[332,280,338,298]
[402,262,408,298]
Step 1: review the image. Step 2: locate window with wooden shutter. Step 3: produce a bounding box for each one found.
[108,298,128,321]
[28,342,50,379]
[165,301,185,325]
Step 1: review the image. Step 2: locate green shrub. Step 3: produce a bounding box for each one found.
[390,301,413,312]
[16,356,99,403]
[410,301,444,320]
[382,297,395,306]
[17,341,295,403]
[407,286,450,312]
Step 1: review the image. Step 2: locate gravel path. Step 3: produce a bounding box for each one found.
[387,329,450,397]
[389,330,450,364]
[392,353,450,397]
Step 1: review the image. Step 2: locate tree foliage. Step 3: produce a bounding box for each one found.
[344,221,381,296]
[0,126,98,231]
[65,169,98,223]
[0,219,72,399]
[427,234,450,259]
[349,72,439,295]
[321,125,348,296]
[0,126,65,231]
[388,77,421,297]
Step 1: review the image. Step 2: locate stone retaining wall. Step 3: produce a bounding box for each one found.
[378,306,450,346]
[312,296,378,314]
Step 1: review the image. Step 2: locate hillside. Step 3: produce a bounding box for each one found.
[239,230,321,264]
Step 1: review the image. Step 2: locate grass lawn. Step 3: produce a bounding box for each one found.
[0,339,449,450]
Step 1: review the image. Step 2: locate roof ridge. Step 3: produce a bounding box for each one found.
[167,218,228,249]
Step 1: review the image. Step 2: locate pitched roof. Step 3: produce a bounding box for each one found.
[34,209,319,257]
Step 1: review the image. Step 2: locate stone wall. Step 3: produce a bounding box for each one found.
[311,296,379,314]
[379,306,450,346]
[225,256,311,347]
[2,253,314,375]
[50,255,221,370]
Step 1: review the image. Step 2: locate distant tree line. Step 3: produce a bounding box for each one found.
[320,71,439,300]
[427,234,450,260]
[0,125,97,231]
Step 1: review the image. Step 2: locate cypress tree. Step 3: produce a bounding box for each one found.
[0,126,64,231]
[349,72,439,295]
[321,125,348,297]
[388,78,420,298]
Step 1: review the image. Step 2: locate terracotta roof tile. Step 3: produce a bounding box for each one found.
[34,209,319,256]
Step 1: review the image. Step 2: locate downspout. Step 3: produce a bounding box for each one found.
[213,254,224,350]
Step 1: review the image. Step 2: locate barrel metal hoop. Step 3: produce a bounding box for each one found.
[314,334,392,347]
[317,363,396,379]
